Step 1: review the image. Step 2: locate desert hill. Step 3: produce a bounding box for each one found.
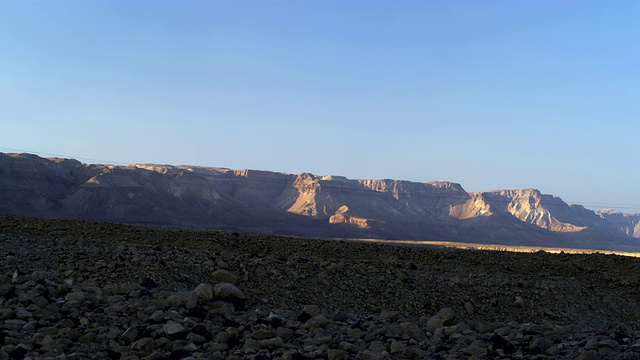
[1,152,639,251]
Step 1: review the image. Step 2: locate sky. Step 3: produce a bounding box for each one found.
[1,1,639,212]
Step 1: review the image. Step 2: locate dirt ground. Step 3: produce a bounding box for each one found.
[2,215,640,332]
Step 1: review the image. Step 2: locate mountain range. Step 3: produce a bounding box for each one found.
[1,152,639,251]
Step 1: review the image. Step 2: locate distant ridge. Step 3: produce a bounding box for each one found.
[1,152,639,251]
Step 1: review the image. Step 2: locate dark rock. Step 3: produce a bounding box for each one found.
[190,324,212,342]
[270,317,283,329]
[119,327,137,345]
[185,306,208,320]
[106,349,121,360]
[254,355,273,360]
[139,326,157,339]
[163,321,188,340]
[218,315,240,328]
[9,346,28,359]
[490,334,516,354]
[140,278,158,290]
[435,345,449,353]
[2,289,18,300]
[168,349,192,360]
[298,311,313,323]
[227,295,245,311]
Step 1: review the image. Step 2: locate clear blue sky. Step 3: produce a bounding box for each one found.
[1,1,639,212]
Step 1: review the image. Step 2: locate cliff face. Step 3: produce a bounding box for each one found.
[464,189,614,233]
[596,210,640,238]
[1,152,638,251]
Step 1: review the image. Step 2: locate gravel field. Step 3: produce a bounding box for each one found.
[2,215,640,359]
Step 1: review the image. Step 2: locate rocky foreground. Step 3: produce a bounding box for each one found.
[2,216,640,359]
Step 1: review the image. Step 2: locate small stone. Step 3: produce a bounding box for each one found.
[546,344,562,355]
[213,282,244,300]
[544,308,557,318]
[425,317,443,332]
[108,295,126,304]
[303,304,321,315]
[596,339,618,348]
[530,337,551,354]
[210,342,229,352]
[277,327,295,342]
[464,302,474,315]
[432,308,456,325]
[163,321,188,339]
[33,296,49,308]
[347,328,364,339]
[463,344,486,357]
[140,278,157,290]
[0,309,16,320]
[315,336,332,345]
[327,349,349,360]
[355,350,385,360]
[57,327,79,341]
[106,328,123,339]
[215,332,233,343]
[30,271,55,282]
[490,334,515,354]
[402,346,425,360]
[298,311,313,323]
[243,338,261,353]
[400,321,427,341]
[65,291,86,303]
[131,337,154,353]
[39,335,56,346]
[390,340,406,354]
[185,306,208,320]
[194,283,213,302]
[574,350,601,360]
[182,291,198,309]
[212,270,239,284]
[478,322,505,334]
[182,342,198,352]
[187,332,207,344]
[154,336,171,349]
[252,329,273,340]
[15,308,32,320]
[260,336,284,349]
[41,343,64,356]
[598,347,614,357]
[78,332,95,343]
[380,310,400,322]
[396,270,408,281]
[145,352,167,360]
[149,310,165,323]
[58,319,75,328]
[121,326,138,343]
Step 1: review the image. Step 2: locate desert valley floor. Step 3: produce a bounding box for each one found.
[2,215,640,359]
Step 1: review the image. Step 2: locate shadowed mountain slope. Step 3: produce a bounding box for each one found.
[1,152,638,251]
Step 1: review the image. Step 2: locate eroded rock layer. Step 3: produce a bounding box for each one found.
[1,152,639,250]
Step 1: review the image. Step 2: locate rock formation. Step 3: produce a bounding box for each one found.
[1,152,639,251]
[596,209,640,238]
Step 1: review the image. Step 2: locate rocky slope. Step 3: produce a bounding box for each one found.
[2,215,640,359]
[596,210,640,238]
[1,152,639,251]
